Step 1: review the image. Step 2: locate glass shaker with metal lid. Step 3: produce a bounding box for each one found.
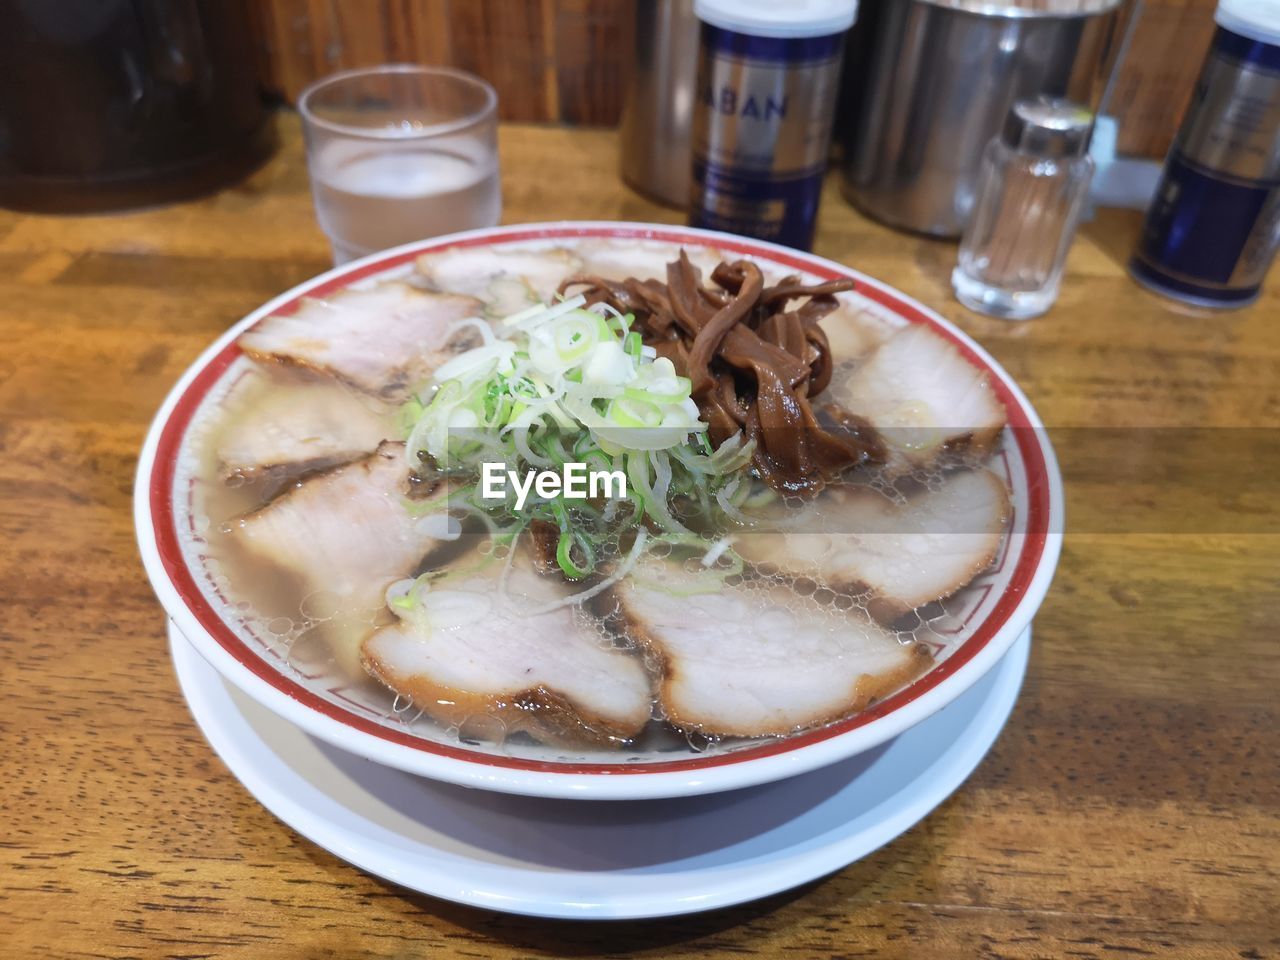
[952,97,1096,320]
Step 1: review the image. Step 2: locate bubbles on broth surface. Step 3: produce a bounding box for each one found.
[195,450,977,763]
[299,590,341,621]
[266,616,295,638]
[455,713,508,745]
[182,245,1003,763]
[211,528,954,764]
[390,692,425,726]
[682,729,720,753]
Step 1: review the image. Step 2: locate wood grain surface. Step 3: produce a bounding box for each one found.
[0,115,1276,959]
[248,0,633,125]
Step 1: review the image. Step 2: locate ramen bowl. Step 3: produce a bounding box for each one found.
[135,222,1062,800]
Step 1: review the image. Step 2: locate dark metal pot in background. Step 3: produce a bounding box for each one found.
[841,0,1124,237]
[0,0,274,213]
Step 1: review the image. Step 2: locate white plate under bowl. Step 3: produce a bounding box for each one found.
[171,619,1031,920]
[137,222,1063,800]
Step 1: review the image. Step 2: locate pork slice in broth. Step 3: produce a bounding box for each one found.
[574,239,726,284]
[231,441,452,673]
[362,551,652,747]
[215,376,392,479]
[611,563,928,737]
[827,325,1006,473]
[818,301,896,364]
[415,246,583,317]
[735,469,1010,623]
[238,282,483,399]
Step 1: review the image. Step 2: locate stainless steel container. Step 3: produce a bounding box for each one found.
[842,0,1123,237]
[619,0,699,207]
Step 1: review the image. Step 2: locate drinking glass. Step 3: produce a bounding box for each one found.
[299,65,501,265]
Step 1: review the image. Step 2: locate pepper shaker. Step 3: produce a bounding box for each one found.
[952,97,1096,320]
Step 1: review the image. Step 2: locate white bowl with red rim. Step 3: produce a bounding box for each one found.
[135,222,1063,801]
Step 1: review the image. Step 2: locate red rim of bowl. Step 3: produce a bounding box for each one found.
[146,224,1052,776]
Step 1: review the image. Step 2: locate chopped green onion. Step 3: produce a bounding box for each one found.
[399,295,756,578]
[555,529,594,580]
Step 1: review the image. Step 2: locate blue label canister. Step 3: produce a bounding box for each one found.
[689,5,851,252]
[1130,11,1280,308]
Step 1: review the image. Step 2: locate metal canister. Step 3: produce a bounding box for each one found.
[1129,0,1280,308]
[618,0,699,208]
[840,0,1122,238]
[689,0,858,251]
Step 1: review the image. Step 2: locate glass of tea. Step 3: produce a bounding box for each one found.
[299,65,501,265]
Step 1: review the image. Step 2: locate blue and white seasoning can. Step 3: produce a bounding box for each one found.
[689,0,857,251]
[1130,0,1280,308]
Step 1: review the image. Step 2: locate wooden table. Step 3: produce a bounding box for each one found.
[2,116,1276,959]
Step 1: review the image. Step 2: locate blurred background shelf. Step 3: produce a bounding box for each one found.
[244,0,1217,158]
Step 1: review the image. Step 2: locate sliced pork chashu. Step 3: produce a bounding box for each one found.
[574,239,726,285]
[215,375,392,479]
[827,325,1006,472]
[735,469,1010,623]
[611,564,928,737]
[362,552,652,746]
[818,301,896,364]
[231,442,452,671]
[415,246,583,316]
[238,282,482,399]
